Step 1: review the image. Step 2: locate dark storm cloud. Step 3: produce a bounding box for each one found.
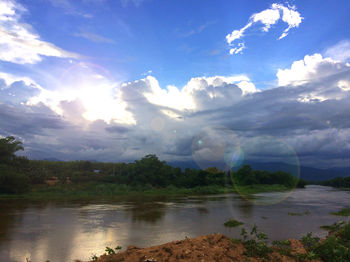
[0,102,68,136]
[1,53,350,168]
[105,125,130,133]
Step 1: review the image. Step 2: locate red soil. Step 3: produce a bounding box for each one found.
[78,233,322,262]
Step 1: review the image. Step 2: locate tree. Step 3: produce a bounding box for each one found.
[0,164,29,194]
[0,136,24,164]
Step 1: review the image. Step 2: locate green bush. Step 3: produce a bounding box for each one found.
[0,165,30,194]
[330,208,350,216]
[314,235,350,262]
[224,219,244,228]
[240,225,272,258]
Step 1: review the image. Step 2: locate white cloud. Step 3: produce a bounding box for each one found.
[251,7,280,32]
[277,53,350,102]
[0,0,79,64]
[276,53,346,86]
[229,42,246,55]
[0,72,40,87]
[226,3,303,55]
[2,46,350,167]
[324,40,350,62]
[129,75,257,114]
[73,31,115,44]
[273,3,303,39]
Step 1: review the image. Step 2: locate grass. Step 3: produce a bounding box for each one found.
[236,184,290,195]
[0,183,293,200]
[330,208,350,216]
[224,219,244,228]
[288,212,303,216]
[320,221,345,231]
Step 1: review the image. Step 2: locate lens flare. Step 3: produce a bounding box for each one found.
[224,147,244,168]
[229,136,300,205]
[191,126,241,171]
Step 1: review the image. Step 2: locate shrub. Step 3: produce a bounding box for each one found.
[0,165,30,194]
[330,208,350,216]
[224,219,244,228]
[241,225,272,258]
[314,235,350,262]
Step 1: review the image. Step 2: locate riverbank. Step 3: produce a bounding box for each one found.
[81,220,350,262]
[0,183,291,200]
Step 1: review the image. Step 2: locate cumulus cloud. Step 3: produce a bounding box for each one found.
[276,53,350,102]
[1,48,350,167]
[226,3,303,55]
[0,0,79,64]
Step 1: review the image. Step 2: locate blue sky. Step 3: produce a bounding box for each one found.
[5,0,349,88]
[1,0,350,169]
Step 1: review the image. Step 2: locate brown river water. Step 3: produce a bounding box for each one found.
[0,185,349,262]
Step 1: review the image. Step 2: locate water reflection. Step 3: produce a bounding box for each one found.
[0,186,349,262]
[128,202,166,224]
[197,207,209,214]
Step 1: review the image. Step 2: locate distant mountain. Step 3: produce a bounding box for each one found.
[244,162,350,182]
[168,160,350,181]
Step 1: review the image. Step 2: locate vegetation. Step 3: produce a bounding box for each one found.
[321,176,350,189]
[232,164,303,189]
[0,136,306,198]
[330,208,350,216]
[240,225,272,258]
[320,221,345,232]
[300,222,350,262]
[223,219,244,227]
[105,246,122,255]
[238,222,350,261]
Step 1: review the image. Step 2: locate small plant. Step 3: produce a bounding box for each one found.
[330,208,350,216]
[241,225,272,258]
[299,221,350,262]
[320,221,345,232]
[229,238,242,244]
[105,245,122,255]
[272,240,292,256]
[314,235,350,262]
[272,239,291,247]
[224,219,244,228]
[105,246,115,255]
[91,254,98,261]
[294,251,319,261]
[300,232,320,251]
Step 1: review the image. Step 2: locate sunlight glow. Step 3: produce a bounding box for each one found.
[27,63,136,125]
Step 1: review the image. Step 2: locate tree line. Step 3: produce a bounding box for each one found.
[320,176,350,188]
[0,136,305,195]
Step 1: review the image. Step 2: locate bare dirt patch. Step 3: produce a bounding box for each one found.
[81,233,321,262]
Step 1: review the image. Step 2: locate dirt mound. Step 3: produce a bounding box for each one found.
[83,234,320,262]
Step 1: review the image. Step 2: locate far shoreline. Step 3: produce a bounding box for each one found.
[0,183,294,200]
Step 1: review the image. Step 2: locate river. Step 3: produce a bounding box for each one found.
[0,185,349,262]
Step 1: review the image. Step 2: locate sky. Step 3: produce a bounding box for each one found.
[1,0,350,169]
